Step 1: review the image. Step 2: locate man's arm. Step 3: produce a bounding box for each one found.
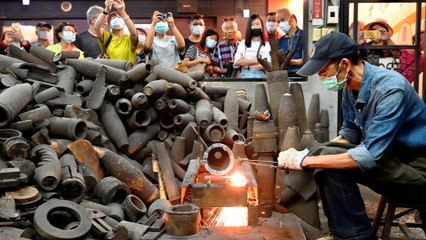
[144,11,161,53]
[302,153,360,169]
[167,12,185,51]
[114,0,138,47]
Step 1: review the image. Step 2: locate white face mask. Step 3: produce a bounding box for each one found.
[192,25,204,35]
[38,31,49,40]
[138,34,146,45]
[266,22,277,32]
[62,31,76,43]
[111,17,125,30]
[279,21,291,33]
[206,38,217,49]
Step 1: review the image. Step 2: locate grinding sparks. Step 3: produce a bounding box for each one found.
[229,172,247,187]
[208,207,248,227]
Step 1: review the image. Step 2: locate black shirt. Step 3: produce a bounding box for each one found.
[75,30,101,59]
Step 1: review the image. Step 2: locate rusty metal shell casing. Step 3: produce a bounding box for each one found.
[212,106,228,128]
[48,117,87,140]
[170,136,186,163]
[34,87,60,104]
[253,83,270,114]
[252,120,278,153]
[127,123,161,156]
[277,93,297,148]
[67,139,105,180]
[153,64,197,89]
[97,148,160,205]
[143,79,168,99]
[18,104,53,123]
[281,126,301,151]
[202,123,225,143]
[224,89,239,131]
[100,102,129,151]
[300,130,318,150]
[30,144,62,191]
[122,194,147,222]
[185,71,205,81]
[29,45,62,63]
[313,123,324,143]
[195,99,212,129]
[8,44,57,72]
[59,154,86,203]
[164,204,200,236]
[165,82,188,100]
[92,58,134,71]
[320,109,330,142]
[131,92,149,109]
[159,112,175,130]
[65,58,127,85]
[2,136,30,160]
[188,87,211,101]
[266,70,290,126]
[202,85,230,96]
[223,127,240,146]
[180,122,198,156]
[154,95,169,112]
[127,108,156,129]
[124,88,135,99]
[203,143,235,176]
[95,176,131,204]
[168,99,191,115]
[115,98,133,116]
[238,98,252,113]
[290,83,307,136]
[174,113,195,129]
[0,83,32,128]
[56,65,77,94]
[106,84,121,102]
[75,79,94,95]
[307,93,320,132]
[126,62,152,82]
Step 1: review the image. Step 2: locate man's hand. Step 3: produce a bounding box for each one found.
[278,148,309,170]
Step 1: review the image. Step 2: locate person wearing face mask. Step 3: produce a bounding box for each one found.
[184,14,205,56]
[30,22,52,48]
[182,29,219,76]
[264,11,281,42]
[234,14,271,78]
[94,0,138,63]
[277,7,303,78]
[278,31,426,240]
[46,22,84,59]
[75,5,104,58]
[144,10,185,68]
[135,28,147,64]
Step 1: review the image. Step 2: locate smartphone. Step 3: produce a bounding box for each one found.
[362,30,381,39]
[11,22,21,31]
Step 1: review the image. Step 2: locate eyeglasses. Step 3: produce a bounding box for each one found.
[317,62,339,77]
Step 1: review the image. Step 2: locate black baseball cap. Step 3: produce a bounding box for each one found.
[297,31,357,76]
[36,22,52,29]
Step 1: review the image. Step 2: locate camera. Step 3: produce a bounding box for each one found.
[362,30,381,40]
[161,12,169,20]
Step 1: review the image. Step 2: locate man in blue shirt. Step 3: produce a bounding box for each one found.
[277,7,303,78]
[278,32,426,239]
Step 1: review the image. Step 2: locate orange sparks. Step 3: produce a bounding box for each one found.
[229,172,247,187]
[208,207,248,227]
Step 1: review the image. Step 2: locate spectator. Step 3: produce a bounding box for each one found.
[135,28,147,63]
[280,31,426,240]
[399,31,424,84]
[348,20,366,45]
[212,18,240,77]
[75,5,104,58]
[94,0,138,63]
[265,11,281,42]
[0,24,30,55]
[234,14,271,78]
[184,14,205,54]
[46,22,84,59]
[277,7,304,77]
[182,29,219,76]
[30,22,52,48]
[362,18,400,64]
[144,10,185,68]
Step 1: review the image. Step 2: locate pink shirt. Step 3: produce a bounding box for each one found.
[399,49,424,83]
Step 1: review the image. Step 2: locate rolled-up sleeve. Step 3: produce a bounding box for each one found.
[347,144,377,171]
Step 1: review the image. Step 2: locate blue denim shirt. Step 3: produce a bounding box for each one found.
[339,61,426,171]
[278,28,303,74]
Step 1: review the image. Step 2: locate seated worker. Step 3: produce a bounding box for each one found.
[279,31,426,240]
[212,18,240,77]
[277,7,303,77]
[399,31,424,84]
[181,29,219,76]
[46,22,84,59]
[144,10,186,68]
[94,0,138,63]
[0,24,30,55]
[234,14,271,78]
[362,19,400,64]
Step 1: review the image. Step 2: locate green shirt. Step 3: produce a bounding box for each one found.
[46,43,84,59]
[100,31,136,63]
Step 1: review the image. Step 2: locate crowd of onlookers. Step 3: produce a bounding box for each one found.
[0,0,423,81]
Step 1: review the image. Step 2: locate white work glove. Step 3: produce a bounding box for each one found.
[278,148,309,170]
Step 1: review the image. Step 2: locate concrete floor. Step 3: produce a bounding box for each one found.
[160,185,425,240]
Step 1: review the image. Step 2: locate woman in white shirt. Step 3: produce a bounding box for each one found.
[234,14,271,78]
